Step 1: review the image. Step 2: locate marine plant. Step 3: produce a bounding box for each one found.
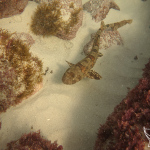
[30,1,63,36]
[30,0,82,38]
[6,131,63,150]
[0,29,43,113]
[94,59,150,150]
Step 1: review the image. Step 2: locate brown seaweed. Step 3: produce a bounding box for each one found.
[0,28,43,113]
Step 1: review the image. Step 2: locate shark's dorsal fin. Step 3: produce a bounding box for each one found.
[86,70,102,80]
[66,61,74,67]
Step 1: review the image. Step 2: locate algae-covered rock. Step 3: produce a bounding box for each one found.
[94,59,150,150]
[6,131,63,150]
[83,0,120,22]
[0,0,28,19]
[30,0,83,40]
[0,29,43,113]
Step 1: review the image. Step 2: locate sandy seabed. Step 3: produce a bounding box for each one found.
[0,0,150,149]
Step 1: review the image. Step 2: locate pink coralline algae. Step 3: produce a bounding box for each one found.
[0,0,28,19]
[94,59,150,150]
[83,0,120,22]
[6,131,63,150]
[0,29,43,113]
[83,30,123,55]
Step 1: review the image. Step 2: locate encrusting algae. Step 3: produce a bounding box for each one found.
[0,29,43,113]
[30,0,83,40]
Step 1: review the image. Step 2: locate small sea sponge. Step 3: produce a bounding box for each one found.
[0,29,43,113]
[30,0,83,40]
[6,131,63,150]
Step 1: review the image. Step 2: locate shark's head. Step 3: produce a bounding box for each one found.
[62,68,82,85]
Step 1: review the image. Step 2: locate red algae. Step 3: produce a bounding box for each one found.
[6,131,63,150]
[94,59,150,150]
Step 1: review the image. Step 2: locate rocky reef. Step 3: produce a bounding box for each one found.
[30,0,83,40]
[0,29,43,113]
[6,131,63,150]
[94,59,150,150]
[83,0,120,22]
[0,0,28,19]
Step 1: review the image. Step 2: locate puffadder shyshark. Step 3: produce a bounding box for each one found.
[62,19,132,85]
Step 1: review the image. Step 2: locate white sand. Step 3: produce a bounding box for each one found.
[0,0,150,149]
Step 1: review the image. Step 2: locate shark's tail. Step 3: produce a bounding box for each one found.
[102,19,133,31]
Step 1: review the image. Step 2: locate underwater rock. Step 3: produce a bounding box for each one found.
[0,0,28,19]
[83,30,123,55]
[6,131,63,150]
[11,32,35,46]
[83,0,120,22]
[94,59,150,150]
[29,0,50,3]
[0,29,43,113]
[30,0,83,40]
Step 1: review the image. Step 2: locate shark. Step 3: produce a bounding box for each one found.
[62,19,132,85]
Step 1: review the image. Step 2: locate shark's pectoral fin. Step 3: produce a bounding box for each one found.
[98,52,103,57]
[86,70,102,80]
[66,61,74,67]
